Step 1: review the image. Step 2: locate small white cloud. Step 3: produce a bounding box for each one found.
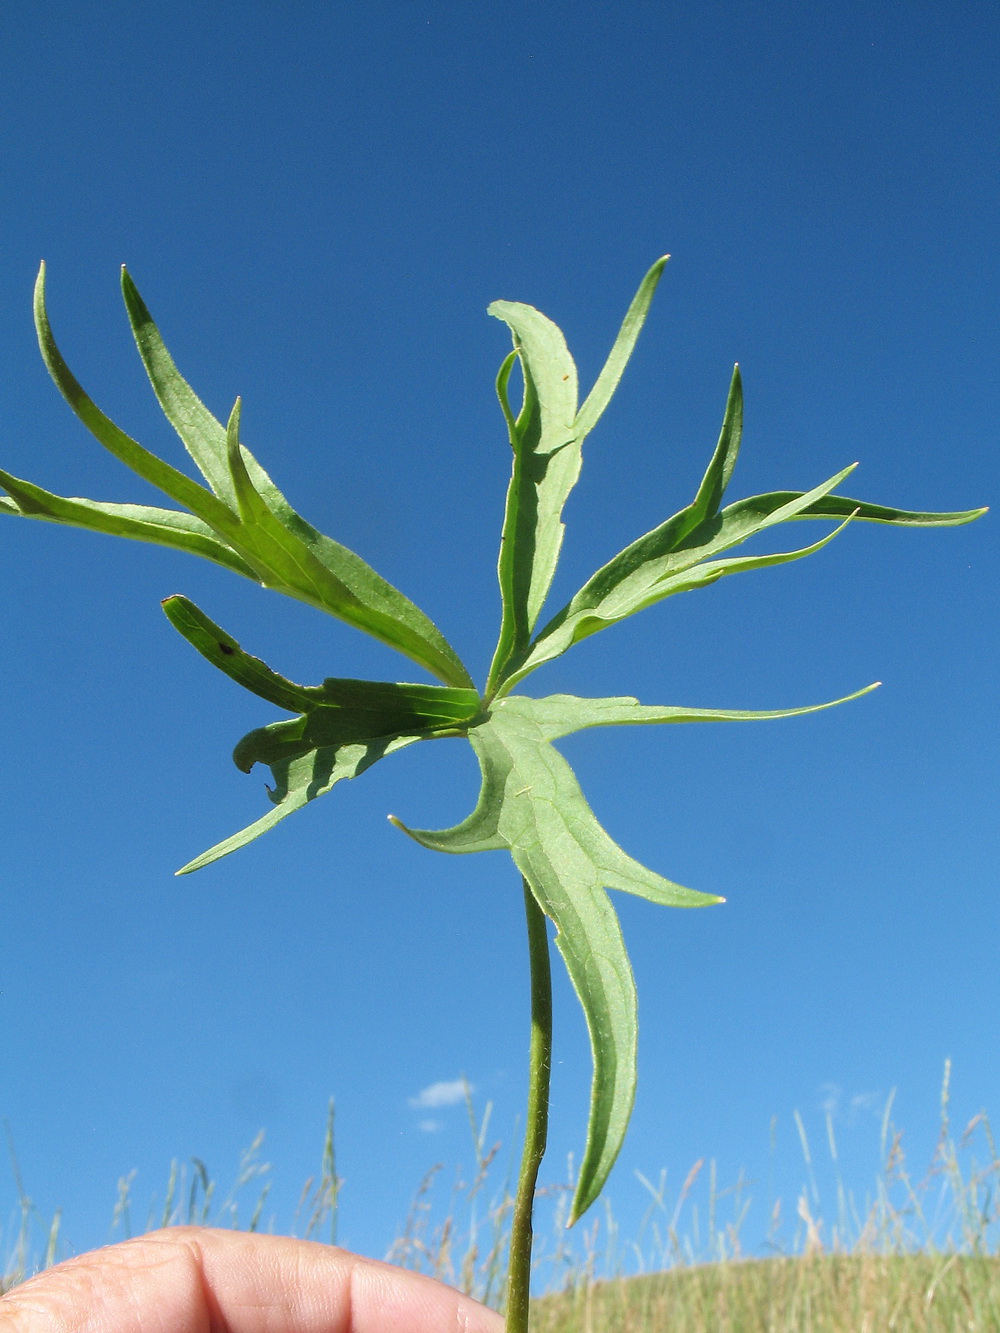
[848,1091,880,1124]
[818,1082,841,1116]
[408,1078,470,1110]
[419,1119,443,1133]
[816,1085,881,1125]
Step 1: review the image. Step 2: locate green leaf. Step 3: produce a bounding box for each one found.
[10,257,987,1251]
[486,298,580,690]
[686,364,743,528]
[494,349,520,443]
[510,476,986,692]
[507,462,861,685]
[161,590,481,868]
[164,591,480,748]
[162,594,331,713]
[246,503,477,688]
[392,695,722,1224]
[32,266,475,688]
[123,266,333,531]
[486,260,670,695]
[231,682,480,773]
[391,682,879,1221]
[181,666,478,872]
[632,508,858,600]
[0,471,257,579]
[123,265,356,544]
[508,684,881,742]
[217,396,372,613]
[177,731,424,874]
[311,678,481,727]
[493,346,987,692]
[573,256,669,441]
[232,716,320,771]
[216,399,476,690]
[776,492,987,527]
[121,265,238,505]
[33,263,238,532]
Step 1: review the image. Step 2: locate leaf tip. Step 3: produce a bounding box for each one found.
[388,814,423,845]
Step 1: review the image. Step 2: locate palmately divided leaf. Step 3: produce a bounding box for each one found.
[392,696,723,1224]
[501,430,986,692]
[161,589,481,870]
[29,265,475,688]
[632,507,858,601]
[486,261,669,694]
[127,265,475,686]
[177,732,424,874]
[182,676,475,870]
[486,299,580,689]
[502,461,860,686]
[230,683,479,774]
[392,680,883,1221]
[230,681,481,773]
[163,592,480,768]
[34,263,239,532]
[7,257,988,1254]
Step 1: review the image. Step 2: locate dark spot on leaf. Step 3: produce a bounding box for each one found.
[218,642,236,655]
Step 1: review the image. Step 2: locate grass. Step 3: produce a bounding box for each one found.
[532,1255,1000,1332]
[5,1064,1000,1329]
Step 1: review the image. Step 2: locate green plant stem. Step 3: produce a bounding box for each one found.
[505,876,553,1333]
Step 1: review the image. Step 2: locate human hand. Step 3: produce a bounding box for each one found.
[0,1227,505,1332]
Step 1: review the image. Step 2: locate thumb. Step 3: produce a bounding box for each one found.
[0,1227,504,1333]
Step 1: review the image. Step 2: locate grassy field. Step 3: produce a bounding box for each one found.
[5,1064,1000,1329]
[532,1255,1000,1332]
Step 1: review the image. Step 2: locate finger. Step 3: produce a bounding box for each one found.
[0,1227,505,1333]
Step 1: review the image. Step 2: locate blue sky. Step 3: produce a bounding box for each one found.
[1,0,997,1275]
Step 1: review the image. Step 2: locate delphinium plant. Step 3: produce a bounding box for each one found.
[1,257,984,1331]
